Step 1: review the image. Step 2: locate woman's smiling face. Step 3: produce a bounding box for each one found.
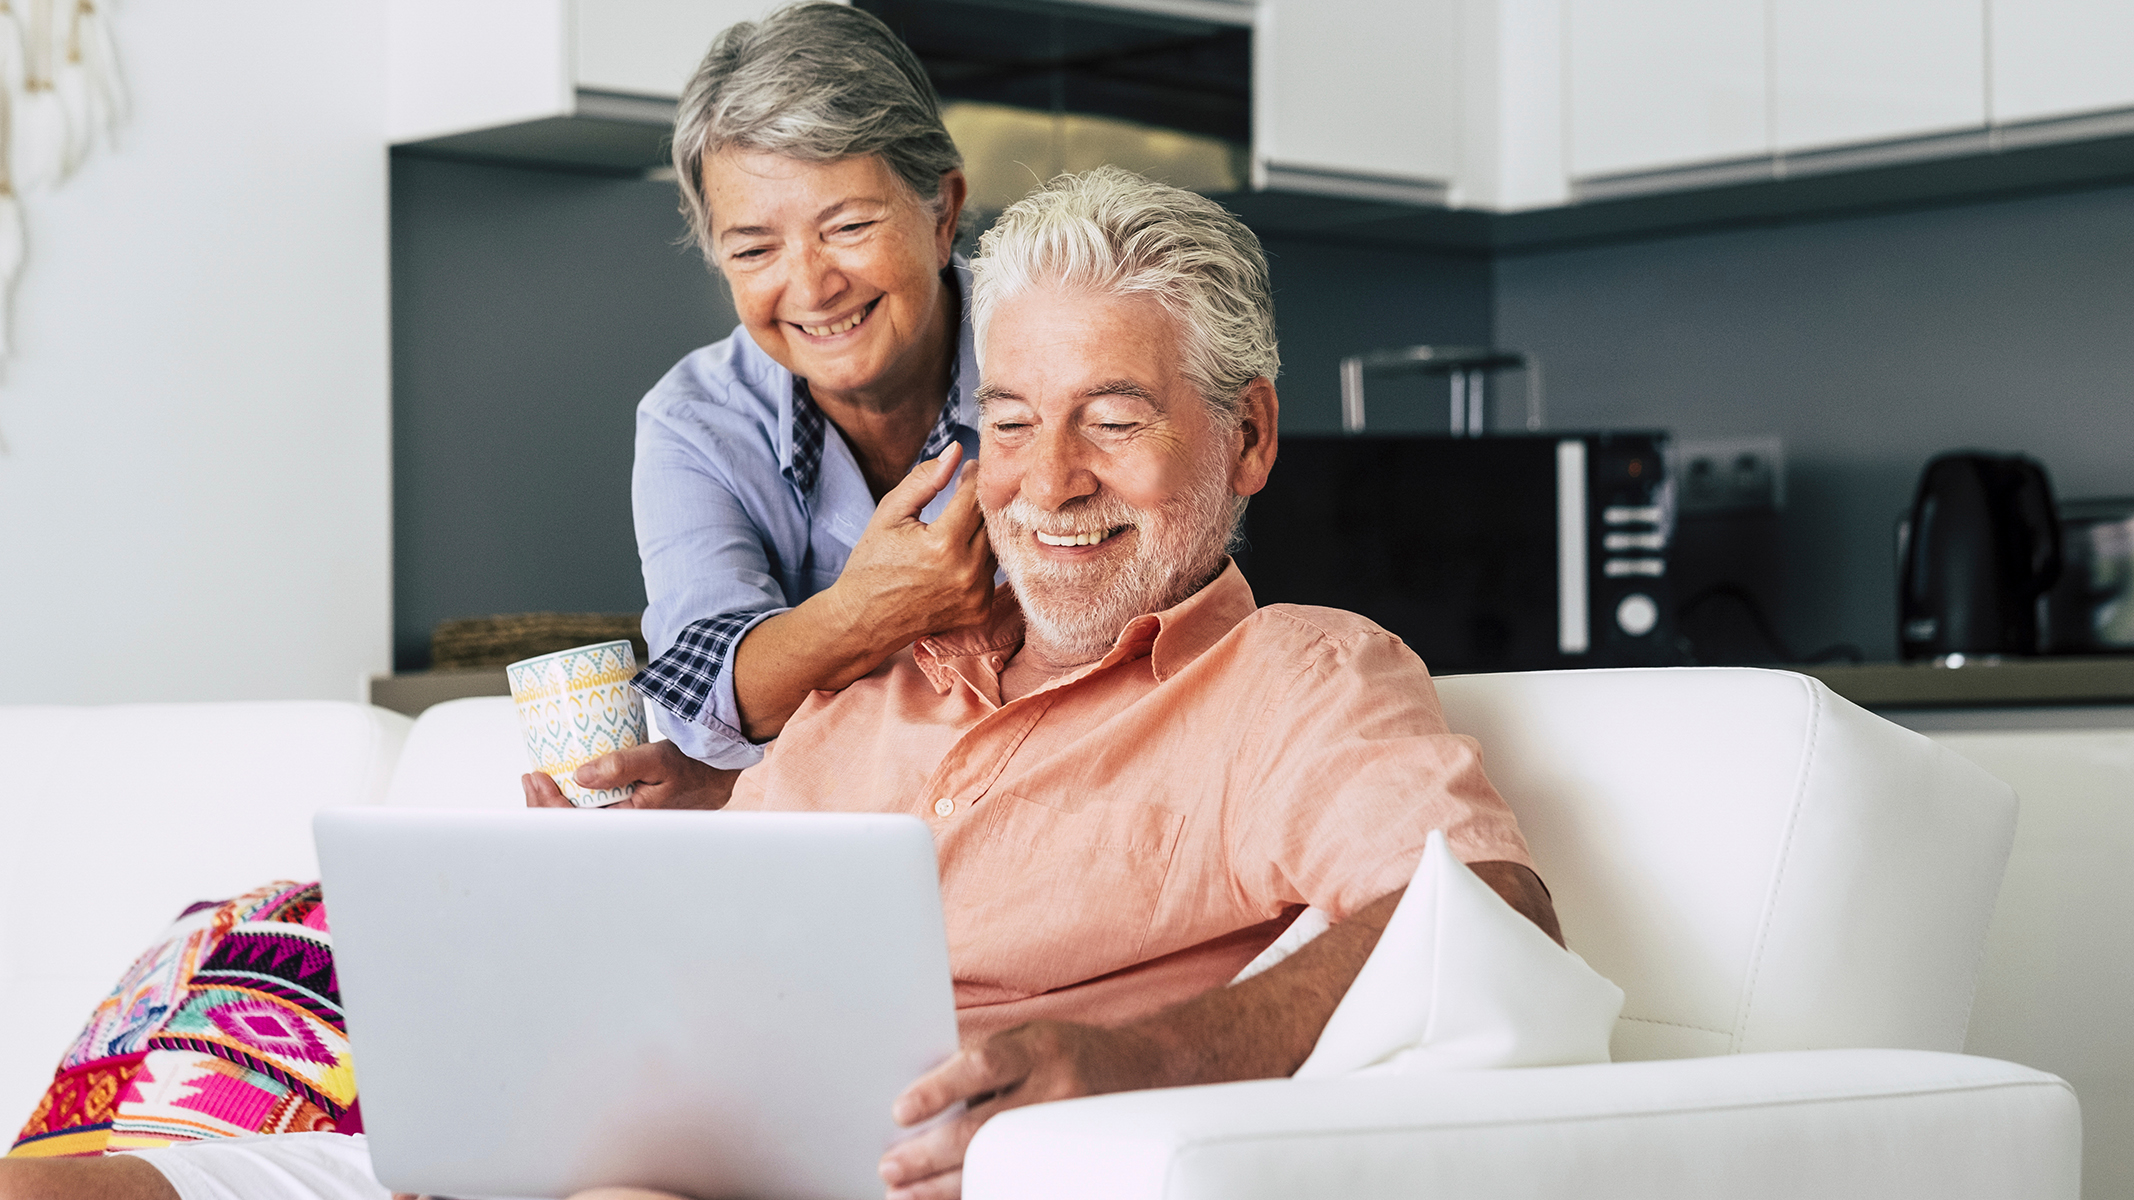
[702,149,963,406]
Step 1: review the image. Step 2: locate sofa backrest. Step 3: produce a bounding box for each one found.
[382,696,527,809]
[1435,667,2017,1062]
[368,675,2020,1066]
[0,700,411,1130]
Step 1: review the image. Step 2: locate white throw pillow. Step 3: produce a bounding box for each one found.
[1293,829,1625,1077]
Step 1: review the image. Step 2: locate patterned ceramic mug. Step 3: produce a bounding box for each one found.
[504,639,648,807]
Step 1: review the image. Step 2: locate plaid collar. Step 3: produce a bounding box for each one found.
[788,357,963,500]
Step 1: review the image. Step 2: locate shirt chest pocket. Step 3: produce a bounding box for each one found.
[948,792,1185,996]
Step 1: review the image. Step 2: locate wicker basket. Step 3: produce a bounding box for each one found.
[430,612,649,671]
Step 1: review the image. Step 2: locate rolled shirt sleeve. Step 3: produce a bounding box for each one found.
[630,333,830,769]
[631,369,801,767]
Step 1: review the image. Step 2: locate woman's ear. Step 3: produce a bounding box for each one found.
[1230,377,1280,498]
[935,169,969,263]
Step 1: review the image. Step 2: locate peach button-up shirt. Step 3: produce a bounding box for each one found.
[726,562,1534,1039]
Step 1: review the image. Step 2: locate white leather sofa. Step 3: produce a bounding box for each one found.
[0,671,2092,1198]
[962,668,2081,1199]
[0,701,412,1130]
[0,696,531,1130]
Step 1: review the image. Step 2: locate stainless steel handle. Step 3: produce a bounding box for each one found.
[1337,345,1543,434]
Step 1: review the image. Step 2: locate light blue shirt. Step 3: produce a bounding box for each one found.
[631,261,981,768]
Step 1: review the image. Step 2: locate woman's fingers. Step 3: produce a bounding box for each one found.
[870,444,964,531]
[933,461,987,544]
[522,772,573,808]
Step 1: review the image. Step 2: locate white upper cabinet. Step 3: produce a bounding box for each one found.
[389,0,571,143]
[389,0,764,144]
[1566,0,1768,181]
[1990,0,2134,125]
[577,0,764,99]
[1770,0,1986,153]
[1254,0,1463,203]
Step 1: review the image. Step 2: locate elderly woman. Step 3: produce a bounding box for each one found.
[544,1,996,809]
[0,5,995,1196]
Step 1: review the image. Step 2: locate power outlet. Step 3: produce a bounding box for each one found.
[1676,436,1784,514]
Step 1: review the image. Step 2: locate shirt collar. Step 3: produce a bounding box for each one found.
[781,256,977,499]
[913,559,1259,696]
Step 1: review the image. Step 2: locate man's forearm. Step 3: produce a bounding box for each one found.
[1122,859,1562,1086]
[1127,888,1403,1085]
[879,860,1565,1196]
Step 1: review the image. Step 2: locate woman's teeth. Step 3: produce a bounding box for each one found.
[1035,528,1119,547]
[800,302,873,337]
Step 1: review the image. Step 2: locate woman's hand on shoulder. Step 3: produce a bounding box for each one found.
[833,443,996,649]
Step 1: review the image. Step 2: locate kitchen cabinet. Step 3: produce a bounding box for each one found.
[1253,0,1461,203]
[1566,0,1768,182]
[575,0,760,99]
[386,0,2134,253]
[1991,0,2134,125]
[388,0,760,146]
[1770,0,1986,154]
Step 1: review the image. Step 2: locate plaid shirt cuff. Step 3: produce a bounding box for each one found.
[633,611,763,733]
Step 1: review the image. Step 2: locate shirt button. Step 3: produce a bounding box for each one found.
[933,797,955,818]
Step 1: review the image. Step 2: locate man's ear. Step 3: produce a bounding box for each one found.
[934,169,969,265]
[1230,377,1279,497]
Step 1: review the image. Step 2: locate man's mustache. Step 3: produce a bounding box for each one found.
[985,494,1146,540]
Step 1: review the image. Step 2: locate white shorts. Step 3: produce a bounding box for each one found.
[124,1133,389,1200]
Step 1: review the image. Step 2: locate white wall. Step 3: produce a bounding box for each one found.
[0,0,390,704]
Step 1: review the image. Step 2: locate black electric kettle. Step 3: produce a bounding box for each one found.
[1899,452,2062,661]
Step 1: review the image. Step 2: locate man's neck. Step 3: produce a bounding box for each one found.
[997,637,1104,704]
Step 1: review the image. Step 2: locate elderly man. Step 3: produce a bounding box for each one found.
[728,165,1558,1199]
[0,168,1556,1200]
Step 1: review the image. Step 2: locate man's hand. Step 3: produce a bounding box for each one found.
[871,869,1558,1199]
[521,740,739,810]
[879,1022,1171,1200]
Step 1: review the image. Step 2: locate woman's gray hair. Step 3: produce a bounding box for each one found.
[672,2,963,263]
[970,167,1279,425]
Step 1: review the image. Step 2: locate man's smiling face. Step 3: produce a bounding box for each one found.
[976,286,1275,659]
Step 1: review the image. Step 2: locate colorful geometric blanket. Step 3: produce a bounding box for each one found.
[8,881,361,1158]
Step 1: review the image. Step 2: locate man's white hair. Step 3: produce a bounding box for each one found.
[970,166,1279,425]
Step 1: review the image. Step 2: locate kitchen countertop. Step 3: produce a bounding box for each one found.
[368,655,2134,723]
[369,668,510,717]
[1798,656,2134,710]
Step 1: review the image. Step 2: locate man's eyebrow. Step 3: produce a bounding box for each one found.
[1085,380,1156,402]
[976,384,1021,407]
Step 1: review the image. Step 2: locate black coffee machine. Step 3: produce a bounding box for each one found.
[1899,452,2062,661]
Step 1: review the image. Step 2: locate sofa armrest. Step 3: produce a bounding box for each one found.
[963,1049,2078,1200]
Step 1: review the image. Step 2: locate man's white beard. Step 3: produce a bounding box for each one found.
[986,447,1239,663]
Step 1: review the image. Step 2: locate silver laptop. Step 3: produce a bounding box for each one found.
[314,808,960,1200]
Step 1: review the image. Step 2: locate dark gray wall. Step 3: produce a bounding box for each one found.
[390,153,2134,669]
[1259,234,1494,433]
[386,172,1489,669]
[1496,183,2134,662]
[391,155,738,670]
